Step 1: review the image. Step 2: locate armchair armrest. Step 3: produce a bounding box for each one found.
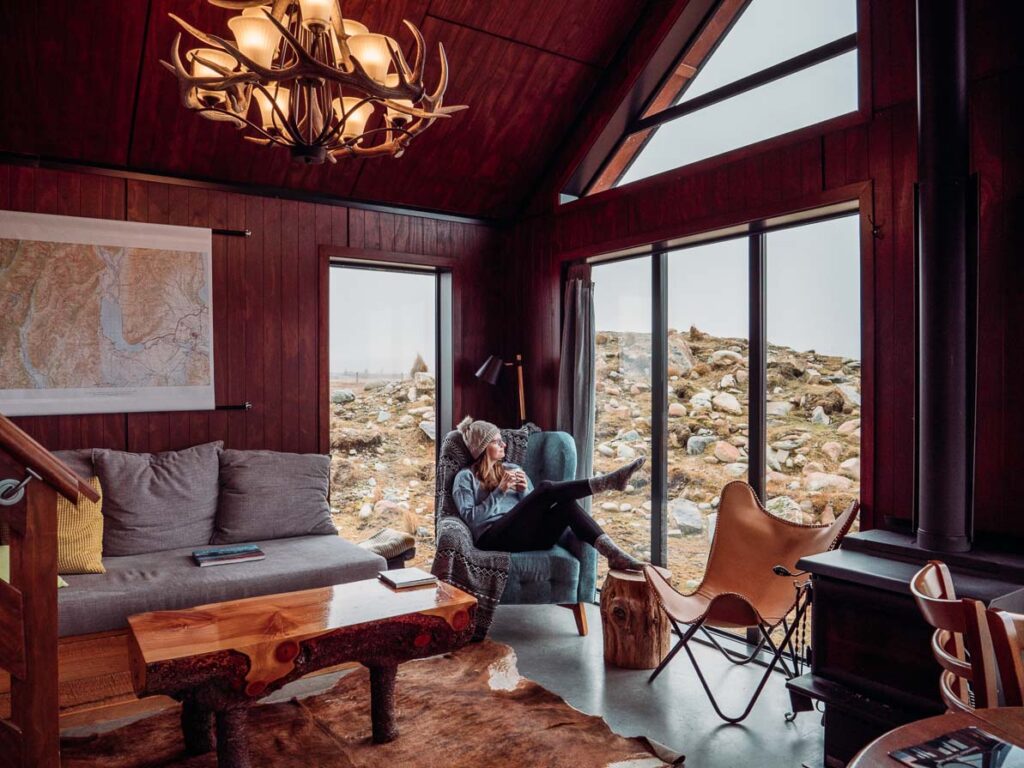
[431,516,511,640]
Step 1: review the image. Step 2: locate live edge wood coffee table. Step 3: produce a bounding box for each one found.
[127,578,476,768]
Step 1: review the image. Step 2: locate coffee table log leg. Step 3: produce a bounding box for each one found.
[215,706,251,768]
[369,664,398,743]
[181,695,214,754]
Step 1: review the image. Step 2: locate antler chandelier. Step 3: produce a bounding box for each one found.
[162,0,467,164]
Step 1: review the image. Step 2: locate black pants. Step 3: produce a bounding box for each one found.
[475,478,604,553]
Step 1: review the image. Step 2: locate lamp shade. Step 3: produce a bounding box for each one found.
[227,7,282,69]
[347,33,397,82]
[475,355,504,386]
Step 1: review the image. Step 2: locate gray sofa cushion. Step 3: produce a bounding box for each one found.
[54,449,95,480]
[212,449,336,545]
[94,441,223,556]
[58,535,386,636]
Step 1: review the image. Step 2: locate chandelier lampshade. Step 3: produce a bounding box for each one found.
[227,7,284,69]
[297,0,333,29]
[162,0,467,164]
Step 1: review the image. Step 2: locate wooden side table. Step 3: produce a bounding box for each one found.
[600,567,671,669]
[849,707,1024,767]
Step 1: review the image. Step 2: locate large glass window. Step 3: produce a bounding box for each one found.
[764,216,861,526]
[591,258,652,585]
[665,239,749,589]
[587,211,861,591]
[328,265,438,569]
[573,0,859,195]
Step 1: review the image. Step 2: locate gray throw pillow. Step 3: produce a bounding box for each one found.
[54,449,95,480]
[501,423,539,466]
[212,449,337,545]
[94,441,223,556]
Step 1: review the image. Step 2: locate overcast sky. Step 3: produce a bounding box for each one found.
[329,266,435,376]
[593,215,861,359]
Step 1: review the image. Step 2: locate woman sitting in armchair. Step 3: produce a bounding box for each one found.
[452,416,645,572]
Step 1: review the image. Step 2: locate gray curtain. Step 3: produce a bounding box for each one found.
[557,264,596,507]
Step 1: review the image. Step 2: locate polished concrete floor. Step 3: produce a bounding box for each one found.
[490,603,824,768]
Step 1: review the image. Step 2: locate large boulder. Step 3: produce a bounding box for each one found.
[330,389,355,404]
[712,392,743,415]
[669,499,704,536]
[686,435,717,456]
[330,427,382,452]
[805,472,854,492]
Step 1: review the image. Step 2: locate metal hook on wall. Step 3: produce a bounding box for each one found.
[868,215,884,239]
[0,468,41,507]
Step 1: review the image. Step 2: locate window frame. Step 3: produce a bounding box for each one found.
[320,246,455,465]
[568,0,871,198]
[584,198,869,568]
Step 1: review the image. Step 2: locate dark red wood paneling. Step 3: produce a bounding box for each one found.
[0,1,147,165]
[428,0,644,67]
[2,164,498,456]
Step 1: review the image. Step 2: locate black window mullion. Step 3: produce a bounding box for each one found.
[651,251,669,568]
[629,32,858,135]
[748,233,767,502]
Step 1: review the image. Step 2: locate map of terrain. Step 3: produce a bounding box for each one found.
[0,239,211,392]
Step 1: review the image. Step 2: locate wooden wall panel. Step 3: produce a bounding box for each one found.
[2,164,499,455]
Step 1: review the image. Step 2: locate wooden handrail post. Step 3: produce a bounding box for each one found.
[8,483,60,768]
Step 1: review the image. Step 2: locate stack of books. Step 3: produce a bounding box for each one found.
[192,544,265,567]
[378,566,438,590]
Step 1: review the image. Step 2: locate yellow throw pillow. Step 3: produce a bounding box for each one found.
[57,477,105,575]
[0,545,68,588]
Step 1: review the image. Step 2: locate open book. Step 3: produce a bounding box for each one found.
[889,726,1024,767]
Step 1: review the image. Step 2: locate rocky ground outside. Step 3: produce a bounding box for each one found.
[327,328,861,591]
[328,364,439,571]
[591,327,860,589]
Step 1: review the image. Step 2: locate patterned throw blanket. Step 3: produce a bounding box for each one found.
[431,423,538,640]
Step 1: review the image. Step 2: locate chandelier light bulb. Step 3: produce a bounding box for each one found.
[347,33,397,83]
[333,97,374,140]
[227,6,283,69]
[253,87,291,130]
[384,74,414,125]
[297,0,333,30]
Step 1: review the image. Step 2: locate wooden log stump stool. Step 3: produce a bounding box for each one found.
[600,568,671,669]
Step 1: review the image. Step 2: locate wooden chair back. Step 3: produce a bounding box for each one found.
[985,608,1024,707]
[910,560,998,712]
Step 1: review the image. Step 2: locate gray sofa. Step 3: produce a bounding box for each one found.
[55,443,385,638]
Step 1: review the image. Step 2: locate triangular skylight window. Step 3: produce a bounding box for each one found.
[584,0,860,193]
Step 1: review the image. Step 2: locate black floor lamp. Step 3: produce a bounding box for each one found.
[476,354,526,423]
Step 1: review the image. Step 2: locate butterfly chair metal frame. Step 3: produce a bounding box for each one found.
[644,481,860,724]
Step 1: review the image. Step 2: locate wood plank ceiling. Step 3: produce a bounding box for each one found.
[0,0,652,219]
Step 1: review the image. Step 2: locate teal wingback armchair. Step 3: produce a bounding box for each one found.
[431,426,598,640]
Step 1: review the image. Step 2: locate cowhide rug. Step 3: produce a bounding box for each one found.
[61,640,683,767]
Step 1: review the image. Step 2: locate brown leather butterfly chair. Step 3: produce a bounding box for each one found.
[986,608,1024,707]
[643,481,859,723]
[910,561,998,712]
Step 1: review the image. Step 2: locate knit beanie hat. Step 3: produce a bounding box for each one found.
[457,416,501,460]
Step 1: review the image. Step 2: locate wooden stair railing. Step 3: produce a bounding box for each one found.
[0,414,98,768]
